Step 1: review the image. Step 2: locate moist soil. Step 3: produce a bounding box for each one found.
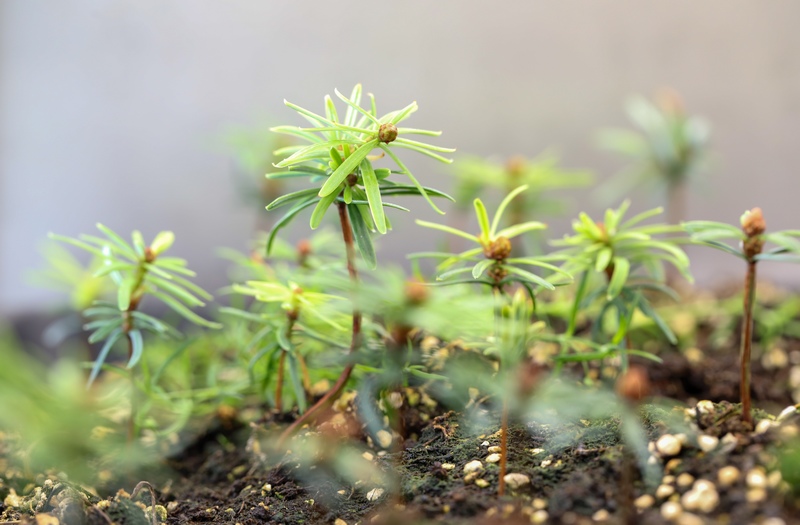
[3,309,800,524]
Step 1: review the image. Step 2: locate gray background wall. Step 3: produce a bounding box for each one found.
[2,1,799,315]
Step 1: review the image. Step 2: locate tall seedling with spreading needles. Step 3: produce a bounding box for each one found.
[266,85,454,442]
[685,208,800,425]
[415,185,571,495]
[50,224,220,440]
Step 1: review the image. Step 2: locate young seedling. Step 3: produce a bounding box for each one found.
[50,224,220,440]
[450,153,591,254]
[599,91,710,226]
[227,278,347,414]
[266,85,454,442]
[684,208,800,425]
[415,185,570,495]
[549,201,692,370]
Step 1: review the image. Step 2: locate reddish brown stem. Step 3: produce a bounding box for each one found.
[278,201,361,444]
[740,260,757,425]
[498,398,509,496]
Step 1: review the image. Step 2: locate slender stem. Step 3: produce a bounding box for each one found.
[278,201,361,444]
[126,333,137,443]
[740,260,757,425]
[665,181,686,286]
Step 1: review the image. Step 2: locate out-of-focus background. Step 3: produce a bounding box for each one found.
[2,1,799,316]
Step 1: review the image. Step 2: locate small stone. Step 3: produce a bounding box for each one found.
[661,501,683,520]
[696,400,715,415]
[656,484,675,499]
[366,488,384,501]
[768,470,783,488]
[761,518,787,525]
[475,479,490,488]
[375,430,393,449]
[663,475,676,484]
[503,473,531,490]
[717,466,740,487]
[532,498,547,510]
[681,487,718,513]
[362,452,374,461]
[529,448,545,455]
[634,494,654,509]
[755,419,774,435]
[777,405,798,423]
[486,453,501,463]
[540,459,552,467]
[762,347,788,370]
[697,435,719,452]
[35,515,60,525]
[530,510,548,524]
[693,479,715,493]
[335,519,348,525]
[746,487,767,503]
[657,435,682,457]
[746,468,767,488]
[464,472,479,484]
[487,446,502,453]
[676,473,695,488]
[387,391,403,409]
[665,458,682,472]
[674,433,689,446]
[463,460,483,474]
[481,440,490,447]
[677,512,705,525]
[592,509,610,521]
[441,463,455,470]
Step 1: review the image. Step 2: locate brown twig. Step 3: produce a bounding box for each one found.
[740,260,757,426]
[131,481,159,525]
[278,201,361,444]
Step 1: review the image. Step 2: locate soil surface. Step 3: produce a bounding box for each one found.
[3,297,800,525]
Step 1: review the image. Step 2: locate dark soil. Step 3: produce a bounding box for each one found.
[3,306,800,524]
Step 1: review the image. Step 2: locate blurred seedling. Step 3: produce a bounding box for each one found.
[548,201,692,371]
[450,153,592,254]
[265,84,454,443]
[414,185,570,495]
[685,208,800,425]
[599,90,711,226]
[49,224,220,440]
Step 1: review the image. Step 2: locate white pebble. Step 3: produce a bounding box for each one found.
[677,512,705,525]
[697,435,719,452]
[660,501,683,520]
[463,460,483,474]
[657,435,682,457]
[717,466,740,487]
[503,473,531,490]
[366,488,384,501]
[441,463,455,470]
[634,494,654,509]
[696,400,715,414]
[746,487,767,503]
[746,468,767,488]
[755,419,774,435]
[656,484,675,499]
[777,405,798,423]
[592,509,610,521]
[375,429,393,448]
[530,510,548,524]
[486,453,501,463]
[676,473,695,488]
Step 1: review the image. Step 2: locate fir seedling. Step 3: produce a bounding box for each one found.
[227,278,347,413]
[415,185,570,495]
[450,153,591,252]
[684,208,800,425]
[599,91,710,226]
[268,85,453,442]
[549,201,691,369]
[49,224,220,439]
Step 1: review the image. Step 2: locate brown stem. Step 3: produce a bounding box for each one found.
[126,333,136,443]
[498,398,509,496]
[278,201,361,444]
[740,260,757,425]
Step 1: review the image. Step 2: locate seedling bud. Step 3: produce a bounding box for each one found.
[483,236,512,261]
[740,207,766,237]
[346,173,359,186]
[404,280,428,305]
[297,239,312,261]
[378,123,398,143]
[144,247,156,263]
[487,265,508,283]
[656,87,684,116]
[506,155,526,177]
[615,365,650,402]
